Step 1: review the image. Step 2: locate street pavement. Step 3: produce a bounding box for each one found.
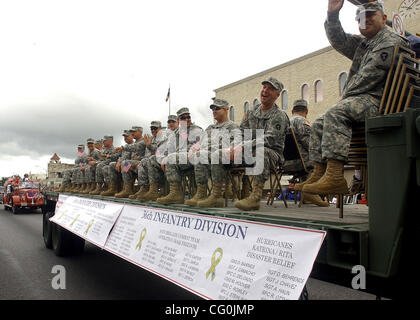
[0,206,380,300]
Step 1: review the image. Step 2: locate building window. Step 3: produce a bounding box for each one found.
[244,101,249,114]
[281,90,288,110]
[315,80,323,103]
[253,98,259,110]
[229,106,235,121]
[339,72,347,96]
[301,84,309,101]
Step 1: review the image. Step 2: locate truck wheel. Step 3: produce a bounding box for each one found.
[51,223,73,256]
[43,211,54,249]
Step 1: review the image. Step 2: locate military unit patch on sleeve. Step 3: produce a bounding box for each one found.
[380,52,388,62]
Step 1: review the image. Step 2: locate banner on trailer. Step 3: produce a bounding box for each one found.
[104,205,326,300]
[50,195,124,248]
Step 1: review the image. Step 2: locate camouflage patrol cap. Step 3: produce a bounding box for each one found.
[122,130,131,137]
[261,77,284,92]
[95,139,103,145]
[210,98,229,109]
[167,115,177,122]
[177,107,190,117]
[355,1,385,20]
[151,121,162,128]
[87,138,95,144]
[131,126,143,132]
[293,99,308,109]
[103,135,113,141]
[78,144,85,148]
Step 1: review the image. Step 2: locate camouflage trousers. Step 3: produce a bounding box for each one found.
[95,161,111,183]
[213,147,280,183]
[62,169,73,183]
[148,155,166,184]
[71,167,85,184]
[106,162,123,184]
[164,152,194,183]
[121,160,139,184]
[85,165,97,183]
[137,158,150,187]
[309,95,378,163]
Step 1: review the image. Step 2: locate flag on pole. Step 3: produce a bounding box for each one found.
[165,87,170,102]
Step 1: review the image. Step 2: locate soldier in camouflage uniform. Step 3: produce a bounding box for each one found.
[229,77,290,211]
[100,130,134,196]
[60,145,81,192]
[154,108,203,205]
[137,115,180,201]
[80,138,103,194]
[69,144,89,193]
[89,135,116,195]
[95,139,103,151]
[182,98,241,207]
[113,126,146,198]
[298,0,410,196]
[129,121,162,200]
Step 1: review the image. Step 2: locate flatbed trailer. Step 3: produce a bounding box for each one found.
[42,108,420,299]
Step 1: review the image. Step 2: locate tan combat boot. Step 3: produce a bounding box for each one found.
[73,184,82,193]
[302,193,329,207]
[185,184,208,206]
[197,183,224,208]
[57,183,68,193]
[90,183,103,195]
[303,159,349,195]
[114,182,134,198]
[129,185,148,200]
[79,183,88,194]
[156,182,184,205]
[64,183,75,192]
[234,180,264,211]
[101,182,119,196]
[86,182,96,193]
[142,182,160,201]
[294,162,327,192]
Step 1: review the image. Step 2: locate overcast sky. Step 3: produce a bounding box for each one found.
[0,0,361,178]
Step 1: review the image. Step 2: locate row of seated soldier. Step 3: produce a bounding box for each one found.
[58,0,420,211]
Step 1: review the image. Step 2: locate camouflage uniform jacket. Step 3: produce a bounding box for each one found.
[88,148,102,161]
[199,120,241,152]
[99,145,115,164]
[166,123,203,154]
[240,103,290,155]
[125,138,146,160]
[118,143,134,162]
[145,135,158,158]
[290,115,311,156]
[325,12,410,103]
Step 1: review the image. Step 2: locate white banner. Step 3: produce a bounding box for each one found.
[50,195,124,248]
[104,204,326,300]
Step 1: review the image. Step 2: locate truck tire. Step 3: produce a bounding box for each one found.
[43,211,54,249]
[51,223,74,256]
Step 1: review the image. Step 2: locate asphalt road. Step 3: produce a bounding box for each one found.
[0,206,379,300]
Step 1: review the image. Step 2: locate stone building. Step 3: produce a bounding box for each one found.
[214,0,419,124]
[47,153,73,188]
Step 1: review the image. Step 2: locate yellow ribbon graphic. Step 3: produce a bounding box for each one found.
[135,228,147,250]
[84,219,95,235]
[69,214,80,227]
[206,248,223,281]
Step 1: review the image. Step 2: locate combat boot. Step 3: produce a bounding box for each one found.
[67,183,77,193]
[156,182,184,205]
[224,183,234,200]
[130,186,149,200]
[142,182,160,201]
[101,182,119,196]
[294,162,326,191]
[79,183,88,194]
[185,184,208,206]
[86,182,96,193]
[234,180,264,211]
[64,183,74,192]
[90,183,103,195]
[57,183,68,193]
[72,184,82,193]
[115,182,134,198]
[303,159,349,195]
[197,183,224,208]
[302,193,329,207]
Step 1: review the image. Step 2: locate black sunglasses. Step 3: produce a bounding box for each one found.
[180,115,191,120]
[150,127,158,131]
[210,106,222,111]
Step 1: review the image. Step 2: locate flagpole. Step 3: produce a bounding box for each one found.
[168,84,171,116]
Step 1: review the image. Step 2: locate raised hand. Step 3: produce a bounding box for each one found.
[328,0,344,13]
